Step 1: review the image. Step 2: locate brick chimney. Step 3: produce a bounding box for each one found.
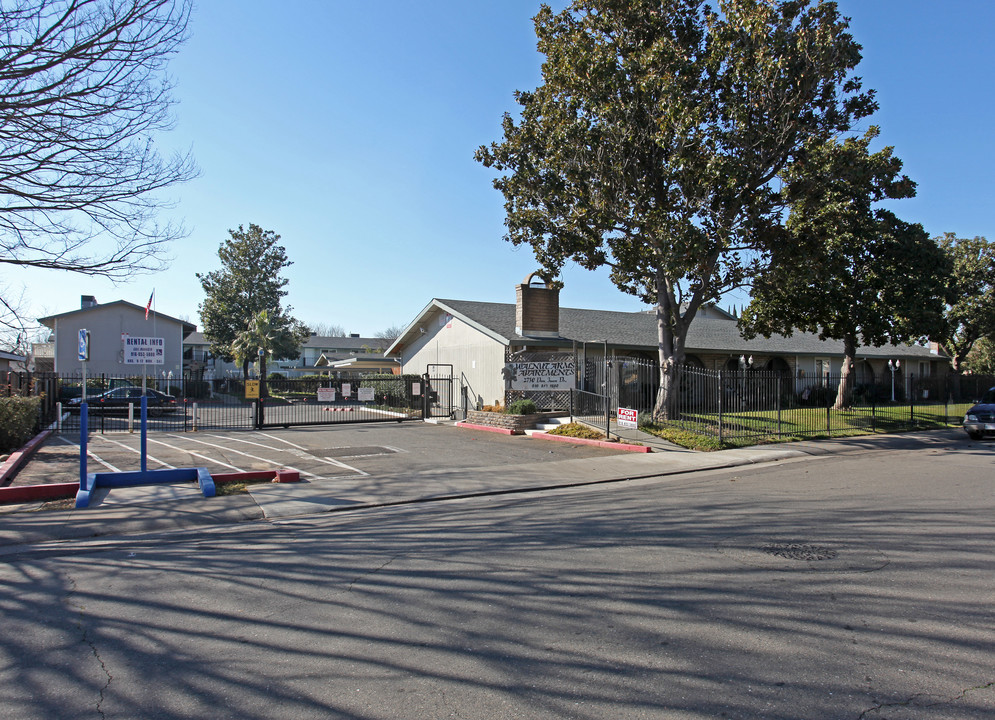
[515,272,560,338]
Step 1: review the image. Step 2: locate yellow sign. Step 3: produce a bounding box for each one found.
[245,380,260,399]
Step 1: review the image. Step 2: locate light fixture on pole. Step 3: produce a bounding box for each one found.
[888,359,900,402]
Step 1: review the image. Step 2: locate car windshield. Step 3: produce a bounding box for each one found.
[980,389,995,404]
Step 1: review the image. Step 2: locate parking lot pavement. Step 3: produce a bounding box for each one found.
[0,418,837,549]
[7,422,633,488]
[5,424,980,548]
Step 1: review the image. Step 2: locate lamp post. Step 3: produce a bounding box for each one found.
[888,359,900,402]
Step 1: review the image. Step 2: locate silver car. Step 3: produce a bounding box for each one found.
[963,387,995,440]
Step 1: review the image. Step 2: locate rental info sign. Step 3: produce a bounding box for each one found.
[123,335,165,365]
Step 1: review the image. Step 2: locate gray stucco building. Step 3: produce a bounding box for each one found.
[38,296,195,377]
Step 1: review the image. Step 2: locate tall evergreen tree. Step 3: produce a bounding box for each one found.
[197,224,306,378]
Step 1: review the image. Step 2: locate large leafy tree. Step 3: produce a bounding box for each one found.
[931,234,995,374]
[197,224,306,378]
[0,0,197,343]
[232,309,307,390]
[964,336,995,375]
[476,0,875,419]
[740,128,948,408]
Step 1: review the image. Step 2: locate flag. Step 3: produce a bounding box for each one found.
[145,291,154,320]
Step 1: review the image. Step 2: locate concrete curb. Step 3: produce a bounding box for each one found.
[529,431,651,453]
[0,468,301,506]
[455,421,516,435]
[0,428,53,487]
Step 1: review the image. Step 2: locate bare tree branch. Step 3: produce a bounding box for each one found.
[0,0,197,296]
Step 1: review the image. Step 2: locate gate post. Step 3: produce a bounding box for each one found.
[718,370,724,445]
[909,373,915,427]
[825,372,831,434]
[422,373,430,420]
[254,398,264,429]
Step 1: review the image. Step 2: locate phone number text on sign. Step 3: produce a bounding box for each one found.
[123,336,165,365]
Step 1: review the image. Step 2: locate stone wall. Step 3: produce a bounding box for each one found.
[465,410,562,434]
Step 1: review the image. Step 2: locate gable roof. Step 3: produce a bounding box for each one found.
[389,298,943,360]
[38,300,196,335]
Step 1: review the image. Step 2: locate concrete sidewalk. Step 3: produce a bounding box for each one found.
[0,429,965,550]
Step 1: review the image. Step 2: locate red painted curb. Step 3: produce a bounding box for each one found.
[275,469,300,483]
[0,428,54,487]
[0,482,78,504]
[210,469,301,485]
[455,422,517,435]
[530,432,651,453]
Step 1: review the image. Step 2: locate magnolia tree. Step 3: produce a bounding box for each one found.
[476,0,875,420]
[198,224,307,379]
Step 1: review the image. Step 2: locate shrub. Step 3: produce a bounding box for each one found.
[0,396,41,453]
[507,398,538,415]
[267,372,286,380]
[546,422,604,440]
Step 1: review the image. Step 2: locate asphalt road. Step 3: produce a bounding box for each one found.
[0,431,992,719]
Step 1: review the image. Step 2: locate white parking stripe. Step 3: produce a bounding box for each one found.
[55,436,121,473]
[207,432,369,477]
[147,437,243,472]
[91,435,175,469]
[162,434,326,480]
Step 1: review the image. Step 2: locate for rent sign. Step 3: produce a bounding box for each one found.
[123,336,165,365]
[505,360,576,392]
[617,407,638,429]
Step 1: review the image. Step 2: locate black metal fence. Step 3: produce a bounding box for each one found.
[569,388,612,437]
[24,372,425,434]
[673,368,993,442]
[566,359,995,444]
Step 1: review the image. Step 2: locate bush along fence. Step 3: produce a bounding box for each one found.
[562,361,994,445]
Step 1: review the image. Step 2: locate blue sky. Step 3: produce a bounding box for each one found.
[21,0,995,338]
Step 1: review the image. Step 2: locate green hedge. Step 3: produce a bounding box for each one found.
[507,398,538,415]
[0,396,41,454]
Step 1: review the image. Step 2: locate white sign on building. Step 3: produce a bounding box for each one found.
[505,361,576,392]
[123,336,165,365]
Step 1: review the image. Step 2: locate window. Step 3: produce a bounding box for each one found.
[815,358,830,383]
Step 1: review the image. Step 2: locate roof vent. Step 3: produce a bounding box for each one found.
[515,272,560,338]
[81,295,97,309]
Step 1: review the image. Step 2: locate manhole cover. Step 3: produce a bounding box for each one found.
[761,542,838,562]
[716,536,888,573]
[314,446,397,458]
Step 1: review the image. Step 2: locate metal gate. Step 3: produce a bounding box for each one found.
[425,364,456,419]
[48,373,424,433]
[258,375,423,428]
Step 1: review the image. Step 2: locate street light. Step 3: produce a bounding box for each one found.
[888,359,900,402]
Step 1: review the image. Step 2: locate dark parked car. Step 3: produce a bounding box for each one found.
[963,387,995,440]
[69,386,178,415]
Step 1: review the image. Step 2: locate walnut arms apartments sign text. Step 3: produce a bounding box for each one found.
[507,361,576,392]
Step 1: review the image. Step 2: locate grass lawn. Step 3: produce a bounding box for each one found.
[643,402,971,451]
